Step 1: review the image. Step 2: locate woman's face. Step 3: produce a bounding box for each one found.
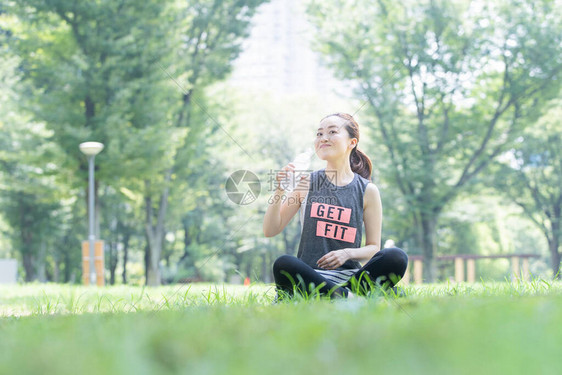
[314,116,357,161]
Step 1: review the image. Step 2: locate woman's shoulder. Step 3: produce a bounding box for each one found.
[363,182,381,208]
[364,182,380,195]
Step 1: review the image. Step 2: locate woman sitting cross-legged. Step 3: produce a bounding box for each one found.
[263,113,408,299]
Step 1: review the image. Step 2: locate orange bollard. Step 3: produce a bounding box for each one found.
[82,240,105,286]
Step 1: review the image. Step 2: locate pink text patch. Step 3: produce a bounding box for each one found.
[310,202,351,224]
[316,220,356,243]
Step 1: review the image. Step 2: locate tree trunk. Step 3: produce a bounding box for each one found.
[420,213,438,282]
[551,207,561,279]
[22,253,36,282]
[262,251,270,283]
[549,236,561,279]
[122,232,130,284]
[179,218,192,264]
[144,173,171,287]
[109,241,117,285]
[53,259,60,283]
[146,226,163,286]
[146,241,162,286]
[64,250,71,283]
[145,212,165,286]
[245,256,252,282]
[144,241,150,284]
[20,212,36,282]
[37,241,47,283]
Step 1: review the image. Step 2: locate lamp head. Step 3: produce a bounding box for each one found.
[79,142,104,156]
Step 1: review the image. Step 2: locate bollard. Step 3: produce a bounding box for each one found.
[82,240,105,286]
[467,259,476,283]
[512,256,520,281]
[522,258,530,281]
[454,257,465,283]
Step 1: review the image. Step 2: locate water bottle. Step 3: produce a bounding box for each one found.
[283,148,313,192]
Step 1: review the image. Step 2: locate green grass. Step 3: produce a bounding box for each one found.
[1,280,562,374]
[0,283,275,316]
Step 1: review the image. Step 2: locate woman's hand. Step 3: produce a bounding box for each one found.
[317,249,351,270]
[275,163,295,191]
[275,163,308,192]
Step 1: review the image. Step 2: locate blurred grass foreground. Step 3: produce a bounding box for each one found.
[1,281,562,375]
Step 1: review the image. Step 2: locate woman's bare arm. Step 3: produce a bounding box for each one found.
[263,165,308,237]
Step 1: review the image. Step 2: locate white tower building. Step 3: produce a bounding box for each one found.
[229,0,346,96]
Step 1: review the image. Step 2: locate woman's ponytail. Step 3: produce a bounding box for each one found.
[350,146,373,180]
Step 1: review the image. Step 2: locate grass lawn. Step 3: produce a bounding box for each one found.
[1,281,561,374]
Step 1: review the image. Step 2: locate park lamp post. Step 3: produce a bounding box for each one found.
[79,141,104,285]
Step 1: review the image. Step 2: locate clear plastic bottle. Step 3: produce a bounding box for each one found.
[283,148,313,192]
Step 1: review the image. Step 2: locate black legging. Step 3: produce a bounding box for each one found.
[272,247,408,298]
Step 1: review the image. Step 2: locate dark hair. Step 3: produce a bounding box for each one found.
[322,113,373,180]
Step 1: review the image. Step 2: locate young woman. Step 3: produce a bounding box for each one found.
[263,113,408,298]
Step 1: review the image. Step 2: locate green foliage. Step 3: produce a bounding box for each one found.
[1,0,269,284]
[307,0,562,280]
[0,30,76,281]
[490,98,562,277]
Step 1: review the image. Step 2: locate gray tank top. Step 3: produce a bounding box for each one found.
[297,169,370,270]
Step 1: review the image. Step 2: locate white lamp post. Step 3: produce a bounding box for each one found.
[79,142,104,285]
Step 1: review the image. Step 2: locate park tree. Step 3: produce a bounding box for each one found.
[0,118,64,281]
[307,0,562,281]
[0,25,73,281]
[139,0,267,285]
[491,99,562,278]
[4,0,173,282]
